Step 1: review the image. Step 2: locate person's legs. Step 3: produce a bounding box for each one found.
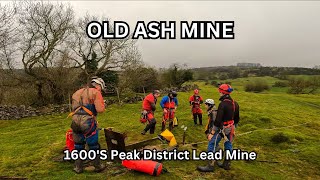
[198,113,203,125]
[168,110,174,131]
[86,119,105,172]
[218,132,233,170]
[73,134,85,174]
[207,132,222,152]
[161,111,169,131]
[193,113,197,125]
[196,108,203,125]
[224,133,233,152]
[71,119,86,174]
[197,132,222,172]
[149,118,156,134]
[142,113,156,134]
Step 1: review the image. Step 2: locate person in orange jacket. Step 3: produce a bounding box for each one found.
[141,90,161,135]
[69,77,106,174]
[189,89,204,125]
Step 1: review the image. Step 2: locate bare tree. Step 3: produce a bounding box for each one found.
[0,2,18,70]
[0,1,142,105]
[0,1,76,105]
[68,15,142,81]
[17,1,74,74]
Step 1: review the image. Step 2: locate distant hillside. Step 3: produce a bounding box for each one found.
[191,66,320,80]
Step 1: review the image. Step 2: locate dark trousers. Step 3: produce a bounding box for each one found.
[193,113,203,125]
[144,118,156,134]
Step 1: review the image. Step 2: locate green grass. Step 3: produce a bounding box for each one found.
[0,77,320,179]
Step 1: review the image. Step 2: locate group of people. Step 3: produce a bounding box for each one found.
[68,76,240,174]
[140,84,240,172]
[140,90,179,134]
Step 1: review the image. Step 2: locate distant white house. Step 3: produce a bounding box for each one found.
[237,63,262,67]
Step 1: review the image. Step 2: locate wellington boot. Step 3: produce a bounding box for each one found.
[197,161,215,172]
[168,122,173,131]
[73,159,83,174]
[93,156,106,173]
[218,160,231,170]
[141,130,146,135]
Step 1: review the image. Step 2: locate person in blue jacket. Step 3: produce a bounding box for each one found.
[160,91,178,131]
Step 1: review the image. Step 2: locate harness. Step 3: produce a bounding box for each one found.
[164,96,175,110]
[141,110,153,123]
[68,87,95,118]
[192,95,201,109]
[162,97,174,125]
[67,87,97,138]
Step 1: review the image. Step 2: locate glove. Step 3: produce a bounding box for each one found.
[207,133,213,141]
[143,110,148,115]
[104,100,108,108]
[163,109,168,114]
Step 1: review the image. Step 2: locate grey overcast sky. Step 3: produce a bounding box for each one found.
[8,1,320,68]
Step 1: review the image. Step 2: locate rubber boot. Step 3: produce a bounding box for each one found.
[218,160,231,170]
[168,121,173,131]
[73,159,83,174]
[93,155,106,173]
[142,124,151,135]
[197,160,215,172]
[161,121,166,131]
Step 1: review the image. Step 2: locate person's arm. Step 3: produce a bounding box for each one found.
[174,97,178,107]
[199,96,204,104]
[146,95,156,111]
[234,102,240,126]
[94,91,105,113]
[214,102,224,128]
[150,102,156,111]
[160,96,166,109]
[206,113,214,132]
[189,96,193,105]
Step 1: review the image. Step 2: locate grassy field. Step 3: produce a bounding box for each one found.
[1,76,320,180]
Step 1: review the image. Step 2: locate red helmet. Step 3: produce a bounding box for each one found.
[218,84,233,94]
[194,89,199,94]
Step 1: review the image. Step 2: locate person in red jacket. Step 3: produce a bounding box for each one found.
[141,90,161,135]
[189,89,204,125]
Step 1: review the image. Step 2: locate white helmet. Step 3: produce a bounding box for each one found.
[205,99,215,105]
[91,77,106,91]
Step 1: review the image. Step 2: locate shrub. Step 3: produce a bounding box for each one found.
[211,80,217,86]
[287,77,310,94]
[225,81,232,85]
[273,81,288,87]
[219,73,229,80]
[204,80,209,85]
[271,132,290,143]
[260,117,271,123]
[244,79,270,92]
